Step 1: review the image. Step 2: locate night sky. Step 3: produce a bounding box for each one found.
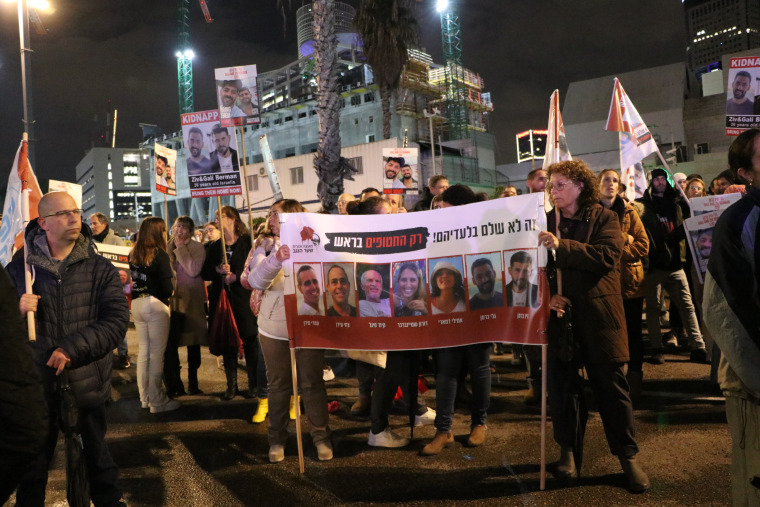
[0,0,687,189]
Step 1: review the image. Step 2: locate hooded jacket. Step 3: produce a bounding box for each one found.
[6,220,129,409]
[637,175,685,271]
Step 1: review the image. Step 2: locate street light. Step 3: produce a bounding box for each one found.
[436,0,448,13]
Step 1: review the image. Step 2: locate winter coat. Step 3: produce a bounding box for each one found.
[247,236,287,340]
[95,227,125,246]
[0,264,47,471]
[7,220,130,409]
[547,203,628,365]
[168,239,208,347]
[637,182,685,271]
[201,234,257,339]
[606,197,649,299]
[703,187,760,402]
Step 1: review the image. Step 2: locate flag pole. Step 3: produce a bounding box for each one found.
[21,134,36,341]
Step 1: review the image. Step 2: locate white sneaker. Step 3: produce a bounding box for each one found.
[150,399,180,414]
[316,441,333,461]
[269,444,285,463]
[414,407,436,427]
[368,427,410,448]
[323,366,335,382]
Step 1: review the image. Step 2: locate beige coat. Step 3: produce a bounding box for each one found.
[169,239,208,346]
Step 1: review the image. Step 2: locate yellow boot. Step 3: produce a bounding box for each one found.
[289,395,301,420]
[252,398,268,424]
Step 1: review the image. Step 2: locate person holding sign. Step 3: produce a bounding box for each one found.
[538,160,649,493]
[247,199,333,463]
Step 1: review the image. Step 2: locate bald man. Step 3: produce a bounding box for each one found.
[7,192,129,506]
[337,193,355,215]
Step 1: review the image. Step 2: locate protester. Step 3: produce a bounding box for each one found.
[0,264,47,504]
[165,216,207,396]
[673,172,687,191]
[422,184,491,456]
[130,217,180,413]
[538,160,649,493]
[203,221,221,244]
[202,206,258,400]
[89,212,125,246]
[638,168,707,363]
[337,193,356,215]
[599,169,649,400]
[360,187,381,200]
[709,170,735,195]
[248,199,333,462]
[8,191,129,506]
[703,127,760,506]
[413,175,449,211]
[685,177,706,198]
[500,185,518,197]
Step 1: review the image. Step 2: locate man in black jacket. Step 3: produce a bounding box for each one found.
[638,169,707,364]
[7,191,129,507]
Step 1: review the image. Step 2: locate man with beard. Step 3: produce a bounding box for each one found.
[238,87,256,117]
[726,71,754,116]
[400,164,416,190]
[210,126,239,173]
[358,268,391,317]
[505,251,538,307]
[469,258,504,310]
[186,127,217,175]
[217,79,246,119]
[526,168,547,194]
[155,155,169,188]
[297,265,323,316]
[695,229,713,263]
[383,157,406,190]
[326,265,356,317]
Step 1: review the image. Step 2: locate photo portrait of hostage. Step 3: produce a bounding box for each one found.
[155,154,169,188]
[505,250,539,308]
[295,263,324,316]
[357,263,391,317]
[726,70,755,116]
[693,229,713,263]
[210,125,239,173]
[467,253,504,310]
[325,263,357,317]
[217,79,246,119]
[429,257,467,314]
[383,156,407,191]
[392,261,428,317]
[185,126,218,175]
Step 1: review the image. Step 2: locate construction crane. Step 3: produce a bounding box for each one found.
[176,0,213,115]
[436,0,468,140]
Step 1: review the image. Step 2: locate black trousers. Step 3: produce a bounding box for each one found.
[547,356,639,458]
[623,297,645,372]
[15,401,122,507]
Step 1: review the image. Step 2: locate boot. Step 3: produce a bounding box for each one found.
[222,363,238,401]
[524,386,540,405]
[252,398,269,424]
[555,446,577,478]
[187,368,203,395]
[289,395,301,420]
[420,431,454,456]
[619,455,650,493]
[351,394,371,417]
[467,425,487,447]
[626,370,643,403]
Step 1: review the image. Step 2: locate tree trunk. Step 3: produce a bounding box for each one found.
[380,83,392,140]
[313,0,343,213]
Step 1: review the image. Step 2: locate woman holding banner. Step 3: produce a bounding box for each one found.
[130,217,180,414]
[598,169,649,401]
[248,199,333,463]
[201,206,258,401]
[538,160,649,493]
[422,184,491,456]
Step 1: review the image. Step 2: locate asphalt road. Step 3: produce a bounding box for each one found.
[5,328,731,507]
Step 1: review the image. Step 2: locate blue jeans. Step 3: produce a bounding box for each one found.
[433,343,491,433]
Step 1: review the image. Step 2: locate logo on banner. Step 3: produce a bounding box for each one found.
[296,226,321,252]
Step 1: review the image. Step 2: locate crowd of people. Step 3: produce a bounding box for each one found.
[5,130,760,505]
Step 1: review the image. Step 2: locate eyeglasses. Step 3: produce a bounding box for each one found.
[548,181,576,192]
[43,209,83,219]
[688,185,703,191]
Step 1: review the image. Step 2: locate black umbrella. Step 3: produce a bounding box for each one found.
[58,371,90,507]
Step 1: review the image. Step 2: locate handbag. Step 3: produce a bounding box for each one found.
[250,289,264,317]
[344,350,387,369]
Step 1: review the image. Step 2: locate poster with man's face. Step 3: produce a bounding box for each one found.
[382,147,419,195]
[154,143,177,196]
[725,56,760,134]
[214,64,259,127]
[181,110,242,198]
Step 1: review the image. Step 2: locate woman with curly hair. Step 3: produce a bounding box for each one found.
[538,160,649,492]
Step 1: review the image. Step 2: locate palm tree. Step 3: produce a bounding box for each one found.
[278,0,354,213]
[355,0,419,140]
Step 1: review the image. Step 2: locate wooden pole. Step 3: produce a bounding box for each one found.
[163,193,168,227]
[217,196,227,261]
[21,134,35,341]
[238,127,254,234]
[540,344,547,490]
[290,347,305,474]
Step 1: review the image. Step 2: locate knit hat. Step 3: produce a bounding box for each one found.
[650,168,669,181]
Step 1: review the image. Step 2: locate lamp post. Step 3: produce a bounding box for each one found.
[17,0,35,167]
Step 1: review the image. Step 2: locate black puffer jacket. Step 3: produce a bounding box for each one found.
[7,220,129,409]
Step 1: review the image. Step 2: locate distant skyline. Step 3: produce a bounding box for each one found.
[0,0,687,189]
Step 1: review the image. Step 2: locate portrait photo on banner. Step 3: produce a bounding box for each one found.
[294,262,325,316]
[391,259,427,318]
[323,262,357,318]
[503,248,540,309]
[381,147,419,195]
[356,263,392,318]
[465,251,505,311]
[428,255,467,315]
